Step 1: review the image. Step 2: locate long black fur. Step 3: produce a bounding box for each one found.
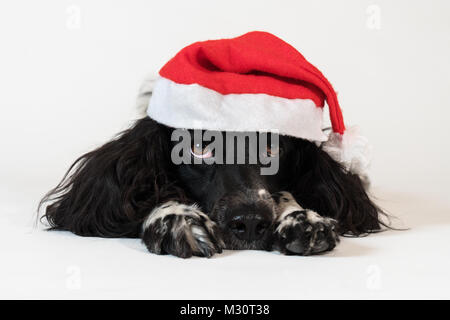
[286,138,385,235]
[39,117,388,255]
[39,118,189,238]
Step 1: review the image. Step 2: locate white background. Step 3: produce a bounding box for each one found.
[1,0,450,299]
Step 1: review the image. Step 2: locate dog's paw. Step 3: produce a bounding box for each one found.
[142,201,225,258]
[273,192,339,255]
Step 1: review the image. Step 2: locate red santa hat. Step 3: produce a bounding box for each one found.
[146,31,371,182]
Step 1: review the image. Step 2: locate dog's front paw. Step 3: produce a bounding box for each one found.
[142,202,225,258]
[273,192,339,255]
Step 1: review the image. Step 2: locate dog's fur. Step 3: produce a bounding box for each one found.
[39,117,387,258]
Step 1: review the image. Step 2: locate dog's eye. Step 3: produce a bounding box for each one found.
[191,143,214,159]
[267,145,282,157]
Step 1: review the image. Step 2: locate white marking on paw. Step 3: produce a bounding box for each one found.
[142,201,224,256]
[278,205,302,221]
[276,214,300,233]
[191,225,209,244]
[275,192,304,220]
[306,210,324,224]
[275,191,338,237]
[142,201,200,231]
[275,191,336,226]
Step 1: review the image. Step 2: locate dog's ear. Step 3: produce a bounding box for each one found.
[38,117,187,237]
[287,139,386,235]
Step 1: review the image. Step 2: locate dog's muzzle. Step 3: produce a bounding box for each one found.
[211,188,276,249]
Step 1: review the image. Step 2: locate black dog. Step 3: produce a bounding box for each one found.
[39,117,386,258]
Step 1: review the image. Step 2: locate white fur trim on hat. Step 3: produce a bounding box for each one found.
[147,77,328,142]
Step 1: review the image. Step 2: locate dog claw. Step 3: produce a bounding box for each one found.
[285,240,305,255]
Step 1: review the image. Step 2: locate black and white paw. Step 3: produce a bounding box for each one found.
[273,192,339,256]
[141,201,225,258]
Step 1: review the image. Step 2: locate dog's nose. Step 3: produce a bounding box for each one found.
[228,215,271,241]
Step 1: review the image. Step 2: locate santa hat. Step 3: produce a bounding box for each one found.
[146,31,371,183]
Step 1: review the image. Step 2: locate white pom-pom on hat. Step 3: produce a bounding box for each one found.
[322,125,372,187]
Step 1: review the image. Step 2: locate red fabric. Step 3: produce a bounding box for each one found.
[159,31,345,134]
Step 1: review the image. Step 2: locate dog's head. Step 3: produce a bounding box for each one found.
[171,129,292,249]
